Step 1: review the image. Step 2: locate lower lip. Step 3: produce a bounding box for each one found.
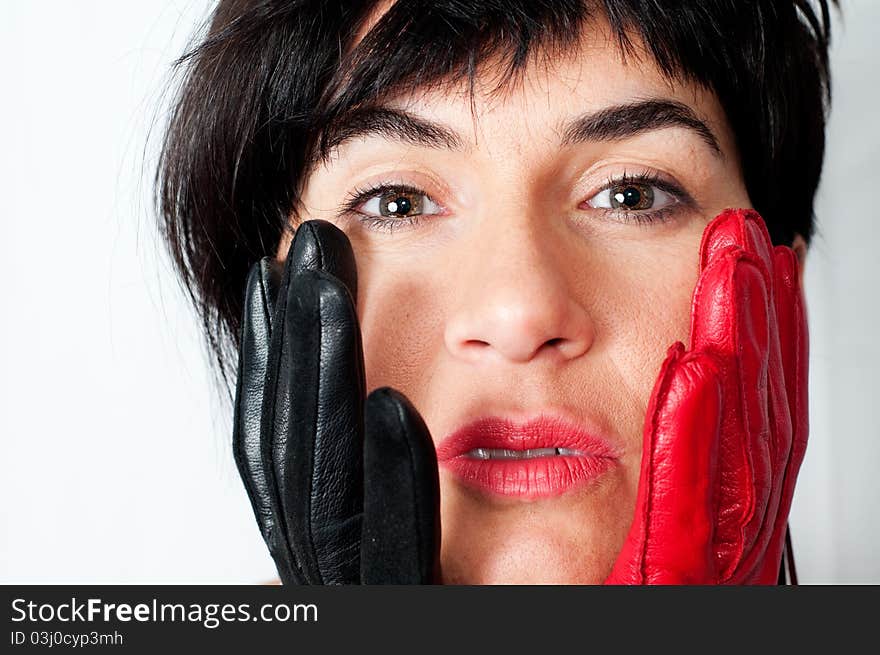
[441,453,616,499]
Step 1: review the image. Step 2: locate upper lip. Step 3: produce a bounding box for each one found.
[435,412,622,462]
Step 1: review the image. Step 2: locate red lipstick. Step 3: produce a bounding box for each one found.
[436,414,620,499]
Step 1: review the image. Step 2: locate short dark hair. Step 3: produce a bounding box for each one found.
[156,0,836,392]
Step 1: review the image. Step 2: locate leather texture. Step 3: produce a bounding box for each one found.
[232,220,441,584]
[605,208,809,584]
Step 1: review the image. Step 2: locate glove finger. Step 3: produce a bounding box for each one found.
[699,208,775,278]
[690,246,773,580]
[605,344,722,584]
[233,259,301,584]
[730,253,775,578]
[772,246,809,470]
[274,269,365,585]
[362,387,441,585]
[736,244,796,582]
[261,220,362,584]
[606,344,685,584]
[756,247,809,581]
[643,350,722,584]
[286,219,358,300]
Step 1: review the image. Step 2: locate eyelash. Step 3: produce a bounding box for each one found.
[337,181,433,233]
[337,172,693,233]
[594,170,694,225]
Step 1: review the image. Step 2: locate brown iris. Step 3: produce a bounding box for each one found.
[378,190,423,217]
[609,182,654,210]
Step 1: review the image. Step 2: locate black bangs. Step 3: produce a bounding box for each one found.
[310,0,596,167]
[319,0,594,113]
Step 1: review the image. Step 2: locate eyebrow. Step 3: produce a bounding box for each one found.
[559,99,722,156]
[318,98,722,160]
[318,106,466,158]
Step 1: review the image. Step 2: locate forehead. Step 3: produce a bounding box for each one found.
[333,12,729,157]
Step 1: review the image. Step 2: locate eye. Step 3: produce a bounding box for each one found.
[355,186,443,218]
[586,180,677,212]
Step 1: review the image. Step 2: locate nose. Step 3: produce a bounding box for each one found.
[443,223,594,365]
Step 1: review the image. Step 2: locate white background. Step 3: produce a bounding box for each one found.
[1,1,877,583]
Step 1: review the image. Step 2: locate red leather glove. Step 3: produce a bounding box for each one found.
[605,208,808,584]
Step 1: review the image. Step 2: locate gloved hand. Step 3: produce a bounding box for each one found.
[232,219,442,584]
[605,208,808,584]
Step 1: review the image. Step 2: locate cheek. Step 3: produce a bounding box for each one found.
[596,236,702,411]
[356,252,446,396]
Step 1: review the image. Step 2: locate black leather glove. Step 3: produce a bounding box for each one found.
[232,220,442,584]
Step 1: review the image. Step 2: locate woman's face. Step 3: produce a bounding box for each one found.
[279,18,751,583]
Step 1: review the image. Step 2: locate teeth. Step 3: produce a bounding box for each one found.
[465,447,584,459]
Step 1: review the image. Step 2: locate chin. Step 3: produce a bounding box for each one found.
[435,453,634,584]
[439,539,613,585]
[437,483,627,585]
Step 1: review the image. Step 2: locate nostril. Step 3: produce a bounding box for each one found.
[464,340,491,348]
[545,338,564,347]
[459,340,492,360]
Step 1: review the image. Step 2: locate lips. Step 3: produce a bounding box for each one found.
[436,414,621,499]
